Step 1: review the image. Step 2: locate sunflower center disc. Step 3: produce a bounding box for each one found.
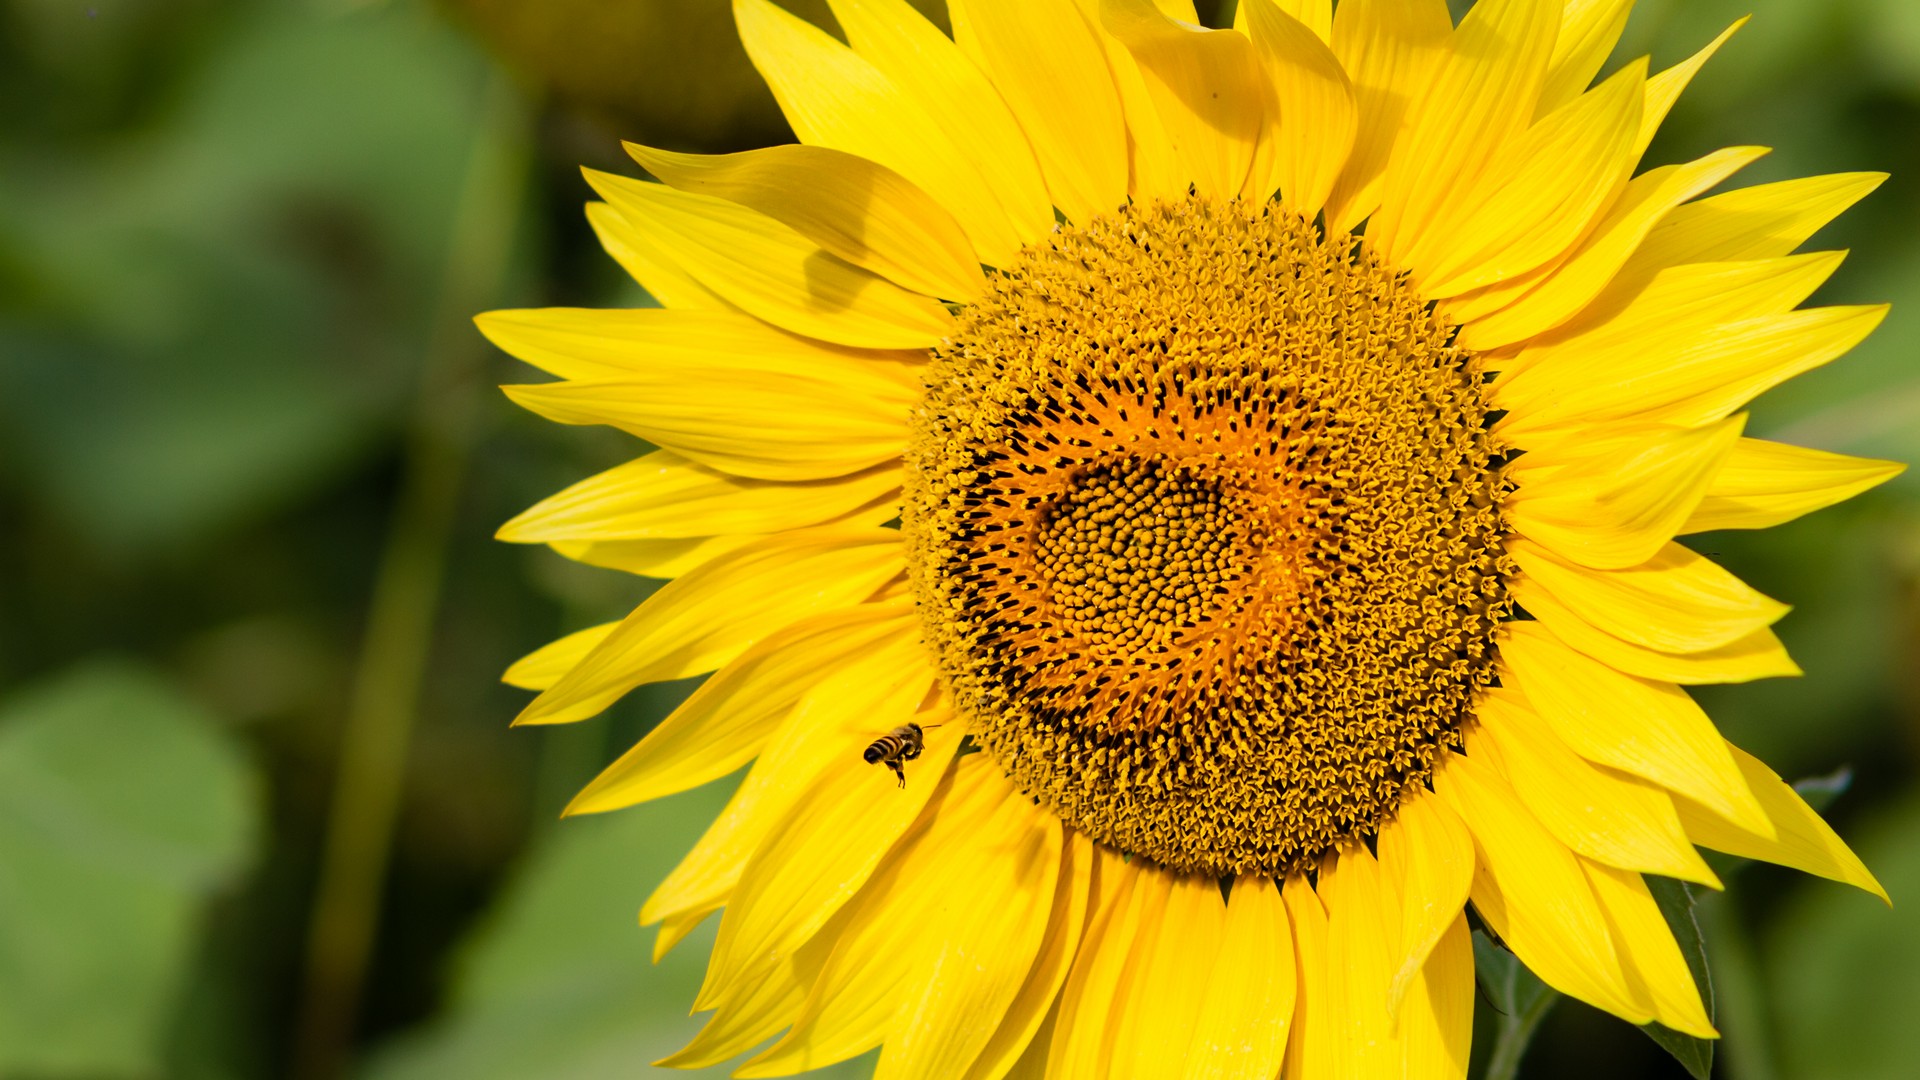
[905,196,1513,876]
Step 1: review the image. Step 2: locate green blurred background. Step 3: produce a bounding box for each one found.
[0,0,1914,1077]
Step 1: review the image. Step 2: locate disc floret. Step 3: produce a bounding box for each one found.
[905,197,1513,876]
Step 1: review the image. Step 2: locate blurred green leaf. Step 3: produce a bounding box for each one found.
[1860,0,1920,96]
[1473,930,1560,1080]
[1769,794,1920,1080]
[0,1,491,553]
[0,659,260,1077]
[1692,509,1903,774]
[1637,878,1714,1080]
[362,778,870,1080]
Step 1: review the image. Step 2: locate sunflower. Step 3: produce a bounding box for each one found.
[482,0,1899,1075]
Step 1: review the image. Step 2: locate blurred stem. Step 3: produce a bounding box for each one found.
[1484,986,1559,1080]
[1696,890,1779,1080]
[291,69,530,1080]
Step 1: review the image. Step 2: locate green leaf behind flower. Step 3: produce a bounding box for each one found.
[0,660,259,1078]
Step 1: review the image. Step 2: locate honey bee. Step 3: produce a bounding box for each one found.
[863,722,942,788]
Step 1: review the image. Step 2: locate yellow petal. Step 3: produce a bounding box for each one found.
[652,906,714,962]
[640,681,942,936]
[743,764,1058,1076]
[1506,415,1745,571]
[1099,0,1267,200]
[1279,871,1332,1080]
[1581,860,1718,1038]
[476,304,923,383]
[626,142,984,303]
[655,928,834,1069]
[1398,913,1474,1080]
[1075,0,1186,201]
[1682,437,1906,533]
[1512,580,1801,685]
[582,200,733,311]
[564,603,918,814]
[1378,784,1475,1020]
[1323,0,1452,234]
[585,168,952,348]
[550,534,761,581]
[1368,0,1559,268]
[516,528,904,725]
[875,780,1064,1080]
[1639,171,1889,268]
[1473,690,1720,887]
[501,452,899,545]
[1674,742,1888,902]
[1420,59,1647,298]
[1536,0,1634,116]
[961,833,1096,1080]
[1002,1003,1060,1080]
[1451,146,1768,348]
[1434,750,1648,1022]
[1507,302,1887,438]
[1181,874,1297,1080]
[1108,874,1222,1079]
[1637,21,1744,157]
[501,372,911,485]
[1649,305,1888,429]
[1499,253,1844,404]
[1322,845,1403,1078]
[1498,622,1771,835]
[1048,858,1156,1079]
[501,622,615,691]
[1511,537,1788,654]
[1236,0,1330,41]
[699,716,962,1016]
[550,483,898,580]
[734,0,1042,264]
[827,0,1056,253]
[951,0,1130,223]
[1242,0,1358,214]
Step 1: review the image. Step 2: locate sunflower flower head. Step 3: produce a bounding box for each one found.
[483,1,1901,1077]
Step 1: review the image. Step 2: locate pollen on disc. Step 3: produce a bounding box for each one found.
[903,195,1513,877]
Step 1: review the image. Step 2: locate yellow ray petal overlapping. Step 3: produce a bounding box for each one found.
[1641,170,1888,267]
[1537,0,1632,116]
[1242,0,1358,214]
[1323,0,1451,233]
[626,142,985,302]
[1101,0,1267,202]
[1682,437,1904,533]
[566,602,919,814]
[641,662,938,933]
[517,527,905,725]
[1449,146,1768,345]
[1581,860,1717,1037]
[1472,693,1721,887]
[1505,415,1744,571]
[1499,623,1770,833]
[498,451,900,544]
[1512,578,1802,685]
[1376,786,1474,1019]
[1368,0,1558,272]
[955,0,1131,223]
[585,169,953,347]
[1436,750,1647,1021]
[959,833,1096,1080]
